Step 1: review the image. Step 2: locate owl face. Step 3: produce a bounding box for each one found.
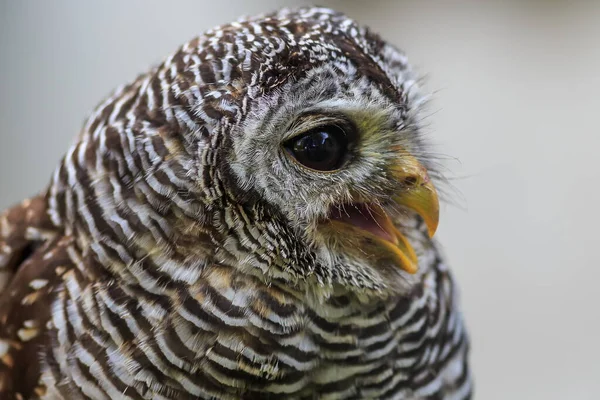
[207,9,439,296]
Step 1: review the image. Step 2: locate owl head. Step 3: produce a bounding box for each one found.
[54,7,440,300]
[206,7,439,296]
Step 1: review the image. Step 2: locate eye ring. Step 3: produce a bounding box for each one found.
[283,125,349,172]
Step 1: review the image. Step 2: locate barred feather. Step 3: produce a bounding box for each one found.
[0,7,471,399]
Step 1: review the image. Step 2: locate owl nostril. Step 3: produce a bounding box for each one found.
[403,176,418,187]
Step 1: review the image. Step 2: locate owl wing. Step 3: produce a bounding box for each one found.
[0,194,57,292]
[0,193,67,398]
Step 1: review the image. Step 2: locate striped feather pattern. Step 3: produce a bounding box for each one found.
[0,7,471,399]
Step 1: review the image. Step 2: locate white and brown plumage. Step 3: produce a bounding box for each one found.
[0,7,471,399]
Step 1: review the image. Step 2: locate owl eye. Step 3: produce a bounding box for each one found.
[284,126,349,171]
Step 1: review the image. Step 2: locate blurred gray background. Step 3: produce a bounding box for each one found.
[1,1,599,398]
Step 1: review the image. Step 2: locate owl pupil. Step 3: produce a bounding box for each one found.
[287,126,347,171]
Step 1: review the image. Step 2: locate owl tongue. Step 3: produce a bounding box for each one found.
[328,203,397,244]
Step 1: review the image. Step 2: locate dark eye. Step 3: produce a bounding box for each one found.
[284,126,348,171]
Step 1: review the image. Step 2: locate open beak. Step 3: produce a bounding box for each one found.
[324,154,439,274]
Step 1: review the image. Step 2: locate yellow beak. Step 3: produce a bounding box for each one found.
[391,153,440,238]
[322,153,440,275]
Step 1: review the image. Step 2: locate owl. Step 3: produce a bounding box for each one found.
[0,6,471,400]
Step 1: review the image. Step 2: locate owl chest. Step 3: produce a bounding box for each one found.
[40,273,428,398]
